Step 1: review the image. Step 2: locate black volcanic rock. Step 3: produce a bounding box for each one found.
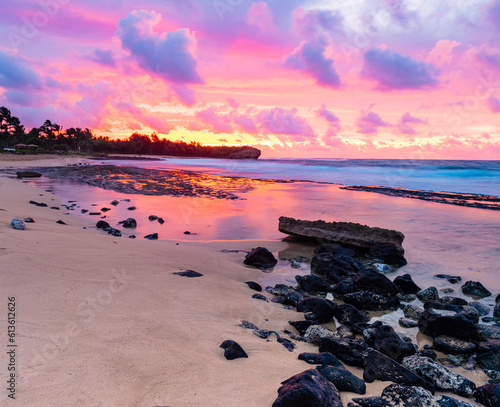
[295,274,330,294]
[121,218,137,228]
[317,364,367,395]
[343,291,400,311]
[144,233,158,240]
[296,298,337,324]
[319,337,370,368]
[372,325,416,363]
[475,383,500,407]
[220,340,248,360]
[368,245,407,267]
[335,303,370,326]
[96,220,110,229]
[173,270,203,278]
[363,350,435,392]
[462,280,492,298]
[244,281,262,291]
[393,274,421,294]
[272,369,342,407]
[353,268,400,297]
[243,247,277,269]
[418,308,477,340]
[433,336,476,355]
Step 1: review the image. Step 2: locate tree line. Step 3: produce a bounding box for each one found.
[0,106,260,158]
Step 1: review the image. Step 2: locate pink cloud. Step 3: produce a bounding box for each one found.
[357,110,390,134]
[257,107,315,141]
[195,107,233,133]
[233,114,258,134]
[397,112,427,135]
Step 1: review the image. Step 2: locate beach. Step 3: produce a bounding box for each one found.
[1,155,498,406]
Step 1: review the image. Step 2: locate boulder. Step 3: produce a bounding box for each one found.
[368,245,407,267]
[295,274,330,294]
[476,340,500,371]
[311,252,360,283]
[278,217,405,252]
[319,337,370,368]
[304,325,337,344]
[219,340,248,360]
[10,218,26,230]
[363,350,435,392]
[297,298,337,324]
[317,364,367,395]
[418,308,477,340]
[417,287,439,302]
[393,274,421,294]
[495,303,500,319]
[96,220,110,229]
[335,304,370,326]
[371,325,416,363]
[144,233,158,240]
[433,336,476,355]
[331,278,356,296]
[110,200,119,206]
[475,325,500,341]
[272,369,342,407]
[121,218,137,228]
[403,304,424,320]
[468,302,490,317]
[462,281,492,298]
[289,320,316,335]
[244,281,262,291]
[399,318,419,328]
[474,383,500,407]
[353,269,400,297]
[343,291,400,311]
[243,247,277,269]
[351,384,438,407]
[252,294,268,302]
[402,355,476,397]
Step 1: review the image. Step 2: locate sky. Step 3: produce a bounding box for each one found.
[1,0,500,159]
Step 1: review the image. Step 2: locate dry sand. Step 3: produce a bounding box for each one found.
[0,155,486,406]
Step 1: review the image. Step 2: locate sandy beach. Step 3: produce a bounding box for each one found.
[0,155,494,407]
[0,155,320,406]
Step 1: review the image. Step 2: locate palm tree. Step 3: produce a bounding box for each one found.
[39,120,61,149]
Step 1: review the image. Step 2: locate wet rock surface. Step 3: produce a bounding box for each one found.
[272,369,343,407]
[243,247,277,269]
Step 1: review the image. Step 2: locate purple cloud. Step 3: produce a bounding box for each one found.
[0,51,42,90]
[488,96,500,113]
[196,107,233,133]
[117,10,203,93]
[488,0,500,30]
[357,111,390,134]
[226,97,239,109]
[257,107,314,141]
[234,114,258,133]
[88,49,116,67]
[284,41,341,88]
[317,104,340,123]
[362,48,439,90]
[293,8,344,41]
[397,112,427,134]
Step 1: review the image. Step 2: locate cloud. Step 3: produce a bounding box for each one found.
[357,110,390,134]
[362,48,439,90]
[487,0,500,30]
[234,114,258,133]
[88,49,116,67]
[257,107,314,141]
[117,10,203,105]
[0,51,42,90]
[317,104,341,132]
[293,8,344,41]
[246,2,277,34]
[396,112,427,135]
[195,106,233,133]
[226,97,239,109]
[284,40,341,88]
[323,127,345,148]
[488,96,500,113]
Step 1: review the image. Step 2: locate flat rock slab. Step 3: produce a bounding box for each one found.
[173,270,203,278]
[278,217,405,253]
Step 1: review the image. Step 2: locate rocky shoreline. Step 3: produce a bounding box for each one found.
[230,221,499,407]
[27,164,291,200]
[340,185,500,211]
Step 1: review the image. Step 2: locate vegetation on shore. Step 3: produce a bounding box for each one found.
[0,106,261,159]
